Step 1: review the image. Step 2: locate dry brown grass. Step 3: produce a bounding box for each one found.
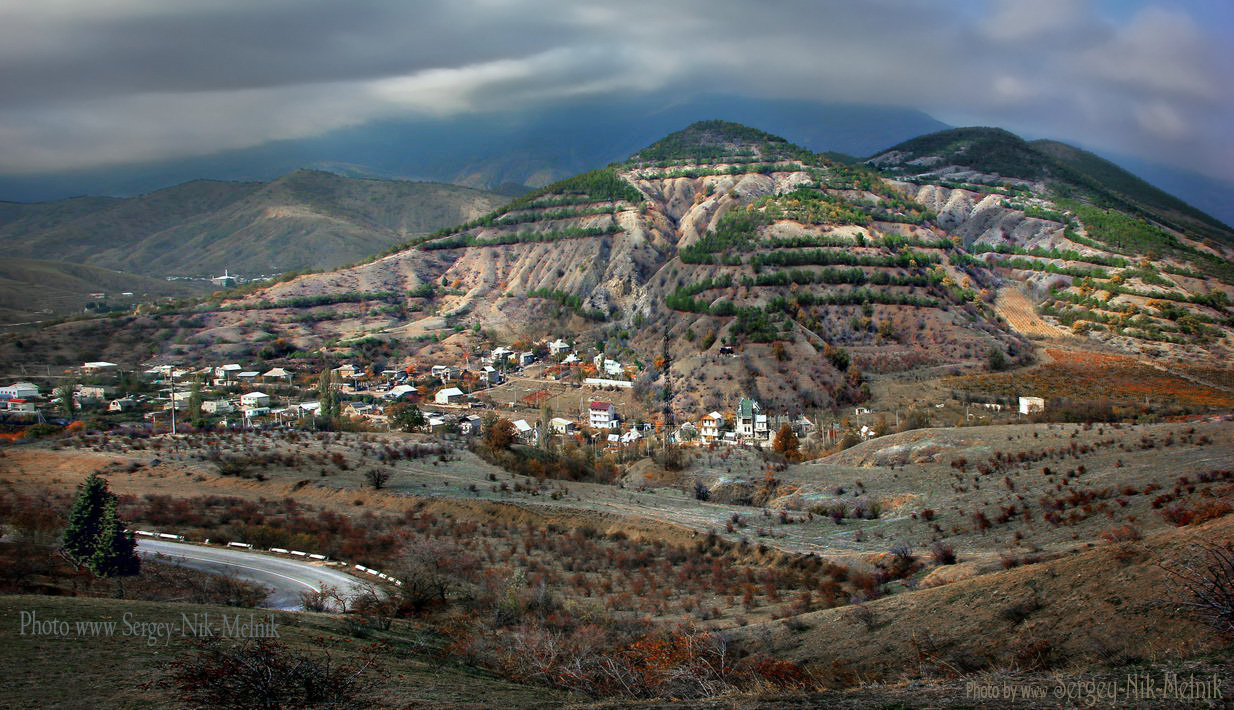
[737,515,1234,683]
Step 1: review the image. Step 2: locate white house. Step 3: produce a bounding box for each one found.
[202,400,234,415]
[620,429,641,445]
[435,387,466,405]
[333,364,361,379]
[108,397,136,412]
[262,367,293,382]
[82,361,118,373]
[512,419,535,440]
[3,399,36,413]
[562,353,580,365]
[592,354,624,378]
[549,417,576,434]
[460,415,483,435]
[431,365,459,382]
[490,347,514,364]
[518,351,536,367]
[588,401,618,429]
[481,366,503,386]
[211,270,238,287]
[214,364,242,379]
[78,385,114,402]
[0,382,40,400]
[1018,396,1045,415]
[700,412,724,442]
[240,392,271,410]
[548,339,571,357]
[384,384,418,400]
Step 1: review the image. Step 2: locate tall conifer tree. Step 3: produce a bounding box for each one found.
[62,473,109,565]
[88,498,141,578]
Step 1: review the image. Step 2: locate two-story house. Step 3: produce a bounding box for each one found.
[700,411,724,443]
[588,401,618,429]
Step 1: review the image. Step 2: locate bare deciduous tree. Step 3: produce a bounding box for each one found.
[393,539,478,613]
[1160,541,1234,639]
[363,468,391,490]
[156,637,384,709]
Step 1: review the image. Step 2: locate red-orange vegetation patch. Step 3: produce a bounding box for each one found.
[520,390,552,407]
[949,348,1234,408]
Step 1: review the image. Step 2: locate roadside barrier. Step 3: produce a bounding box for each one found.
[131,529,404,587]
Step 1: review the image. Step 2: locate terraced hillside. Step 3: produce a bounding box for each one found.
[872,128,1234,357]
[4,122,1231,416]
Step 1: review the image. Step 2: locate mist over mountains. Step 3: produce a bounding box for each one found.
[3,93,1227,231]
[0,94,943,201]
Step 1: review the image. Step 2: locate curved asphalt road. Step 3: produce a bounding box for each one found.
[137,539,371,610]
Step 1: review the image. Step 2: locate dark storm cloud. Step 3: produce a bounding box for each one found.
[1,0,1230,179]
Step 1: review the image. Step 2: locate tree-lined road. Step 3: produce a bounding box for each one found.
[136,539,369,610]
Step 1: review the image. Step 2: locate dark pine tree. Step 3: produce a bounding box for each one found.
[88,498,141,579]
[62,473,110,566]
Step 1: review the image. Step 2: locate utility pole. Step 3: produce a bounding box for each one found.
[169,370,177,435]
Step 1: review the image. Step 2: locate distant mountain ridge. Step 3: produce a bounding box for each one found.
[0,170,506,278]
[0,170,506,320]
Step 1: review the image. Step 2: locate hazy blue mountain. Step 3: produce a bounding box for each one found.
[0,94,948,202]
[1095,154,1234,231]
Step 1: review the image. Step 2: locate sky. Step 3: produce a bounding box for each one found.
[1,0,1231,181]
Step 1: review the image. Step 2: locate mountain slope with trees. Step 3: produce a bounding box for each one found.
[870,127,1234,247]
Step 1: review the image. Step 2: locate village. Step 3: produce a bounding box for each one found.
[0,335,1048,455]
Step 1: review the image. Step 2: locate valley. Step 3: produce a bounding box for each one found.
[0,171,506,322]
[2,120,1232,708]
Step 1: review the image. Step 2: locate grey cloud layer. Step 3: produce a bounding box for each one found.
[1,0,1230,179]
